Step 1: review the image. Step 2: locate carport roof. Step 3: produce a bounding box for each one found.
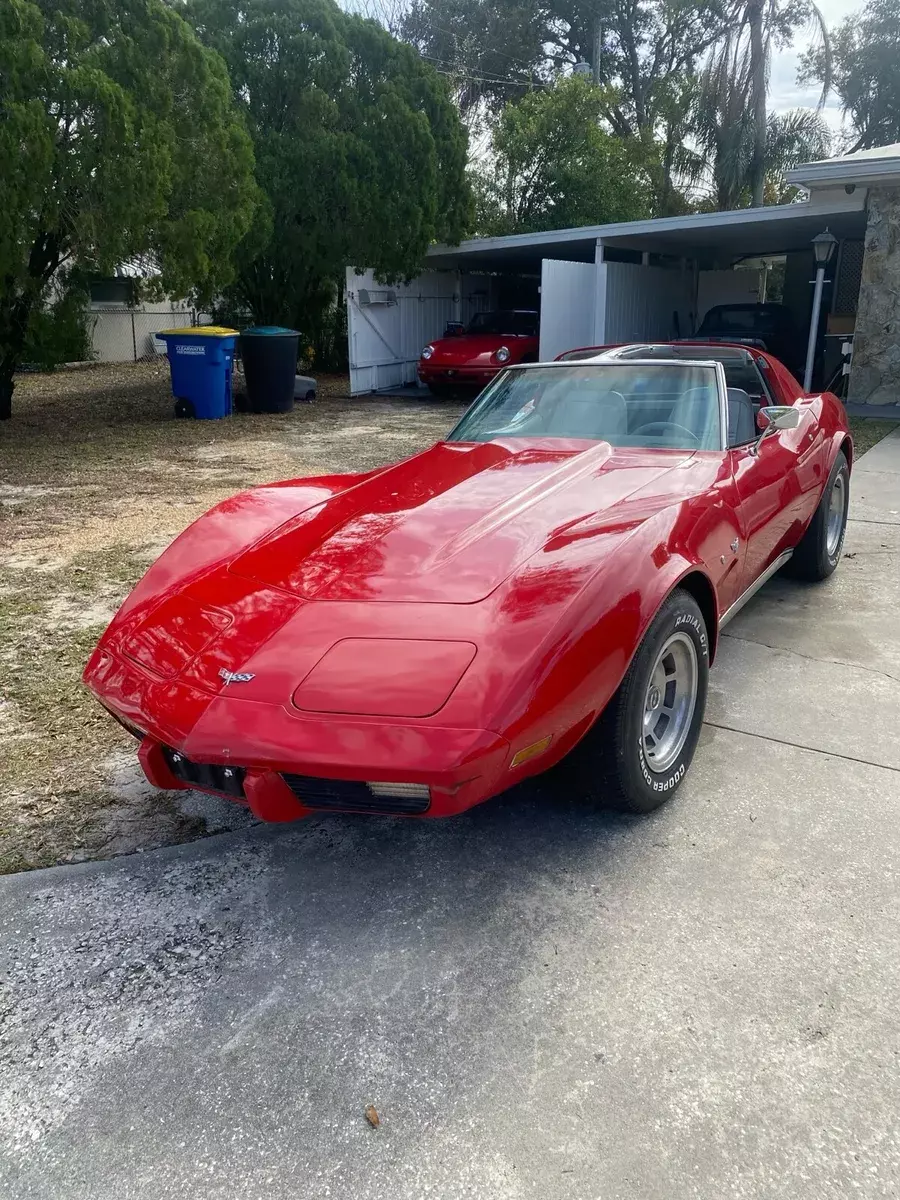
[426,193,867,274]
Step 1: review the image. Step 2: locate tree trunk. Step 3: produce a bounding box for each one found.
[748,0,767,208]
[0,294,33,420]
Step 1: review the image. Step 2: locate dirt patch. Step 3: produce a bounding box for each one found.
[0,361,464,873]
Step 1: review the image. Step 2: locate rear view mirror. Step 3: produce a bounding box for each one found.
[761,406,800,432]
[751,405,800,455]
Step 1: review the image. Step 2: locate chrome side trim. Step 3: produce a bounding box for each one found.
[719,550,793,629]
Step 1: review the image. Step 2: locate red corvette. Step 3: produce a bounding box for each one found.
[84,347,851,821]
[417,309,539,394]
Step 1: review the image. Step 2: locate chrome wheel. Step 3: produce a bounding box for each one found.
[642,632,699,773]
[825,472,846,558]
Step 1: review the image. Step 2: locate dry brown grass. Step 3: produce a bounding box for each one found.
[0,362,464,873]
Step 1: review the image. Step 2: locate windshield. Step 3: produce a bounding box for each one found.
[448,363,722,450]
[467,311,538,336]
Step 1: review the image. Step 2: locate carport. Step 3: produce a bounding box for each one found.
[346,145,900,398]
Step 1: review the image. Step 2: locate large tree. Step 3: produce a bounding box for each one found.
[182,0,472,332]
[710,0,830,206]
[800,0,900,152]
[0,0,258,419]
[399,0,729,204]
[473,76,653,235]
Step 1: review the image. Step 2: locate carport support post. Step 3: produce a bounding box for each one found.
[804,229,837,392]
[803,265,826,391]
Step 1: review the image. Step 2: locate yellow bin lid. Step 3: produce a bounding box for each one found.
[158,325,239,337]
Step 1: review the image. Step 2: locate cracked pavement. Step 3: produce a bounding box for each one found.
[2,430,900,1200]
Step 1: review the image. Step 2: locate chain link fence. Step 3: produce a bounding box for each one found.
[88,306,213,363]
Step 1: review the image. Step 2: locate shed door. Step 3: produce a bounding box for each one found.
[347,268,460,395]
[539,259,597,361]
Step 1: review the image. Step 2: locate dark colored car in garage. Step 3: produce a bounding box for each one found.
[693,303,803,377]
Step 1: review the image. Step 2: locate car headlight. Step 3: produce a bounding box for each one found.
[494,346,511,364]
[421,344,434,360]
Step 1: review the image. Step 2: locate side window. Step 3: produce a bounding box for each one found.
[751,358,774,405]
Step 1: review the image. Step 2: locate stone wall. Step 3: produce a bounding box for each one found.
[848,188,900,405]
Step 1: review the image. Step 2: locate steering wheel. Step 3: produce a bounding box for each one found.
[633,421,701,445]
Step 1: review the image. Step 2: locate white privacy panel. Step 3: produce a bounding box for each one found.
[347,268,461,395]
[697,268,764,323]
[598,262,694,345]
[538,259,597,361]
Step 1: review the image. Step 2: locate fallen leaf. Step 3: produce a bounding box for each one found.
[365,1105,380,1128]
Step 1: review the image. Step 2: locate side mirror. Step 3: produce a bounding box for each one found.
[444,322,464,338]
[751,405,800,455]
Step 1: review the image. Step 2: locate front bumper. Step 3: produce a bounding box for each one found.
[417,363,501,386]
[89,649,511,821]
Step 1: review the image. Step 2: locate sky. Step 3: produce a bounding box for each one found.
[768,0,860,142]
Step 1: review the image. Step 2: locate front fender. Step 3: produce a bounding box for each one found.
[102,472,379,627]
[493,504,720,774]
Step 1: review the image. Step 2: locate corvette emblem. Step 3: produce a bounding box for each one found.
[219,668,255,685]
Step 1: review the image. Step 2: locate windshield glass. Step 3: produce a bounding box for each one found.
[612,345,771,402]
[448,363,722,449]
[467,311,538,336]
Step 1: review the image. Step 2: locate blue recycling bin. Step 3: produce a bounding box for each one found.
[158,326,239,420]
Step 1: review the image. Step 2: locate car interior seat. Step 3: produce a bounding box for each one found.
[726,388,756,447]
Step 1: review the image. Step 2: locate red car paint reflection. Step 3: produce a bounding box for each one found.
[84,350,851,822]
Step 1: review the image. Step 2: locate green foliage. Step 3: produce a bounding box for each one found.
[401,0,730,134]
[800,0,900,152]
[472,77,653,236]
[182,0,472,333]
[703,1,831,206]
[22,272,95,371]
[0,0,258,416]
[691,4,831,210]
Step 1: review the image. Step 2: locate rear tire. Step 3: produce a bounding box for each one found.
[173,398,195,419]
[786,451,849,581]
[561,589,709,813]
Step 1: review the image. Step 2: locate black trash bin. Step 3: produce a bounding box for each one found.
[239,325,300,413]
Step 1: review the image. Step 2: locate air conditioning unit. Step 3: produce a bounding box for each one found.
[358,288,397,306]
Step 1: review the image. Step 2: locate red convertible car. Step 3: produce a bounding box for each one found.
[417,309,539,394]
[84,349,851,821]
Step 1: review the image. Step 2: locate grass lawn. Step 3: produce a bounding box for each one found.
[848,415,900,457]
[0,362,465,874]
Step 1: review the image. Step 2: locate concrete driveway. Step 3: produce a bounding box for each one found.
[3,432,900,1200]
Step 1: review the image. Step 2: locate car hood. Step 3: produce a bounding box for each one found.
[229,440,693,604]
[426,334,534,364]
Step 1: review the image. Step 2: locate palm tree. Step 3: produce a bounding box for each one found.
[692,59,831,209]
[712,0,832,206]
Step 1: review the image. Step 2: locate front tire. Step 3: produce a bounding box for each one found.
[786,450,849,581]
[563,589,709,813]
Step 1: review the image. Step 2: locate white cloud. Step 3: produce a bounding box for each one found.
[768,0,863,141]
